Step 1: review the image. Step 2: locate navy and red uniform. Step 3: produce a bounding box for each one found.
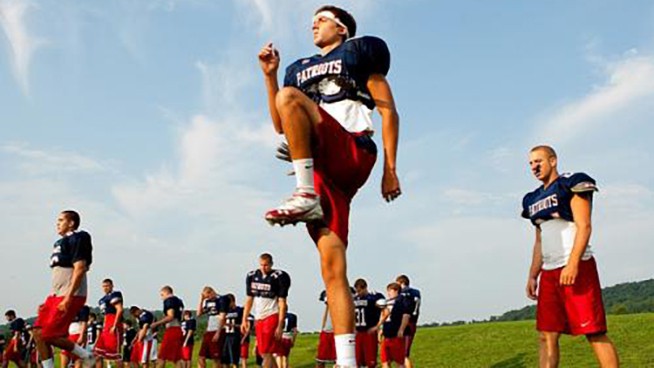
[199,296,229,360]
[131,310,156,364]
[122,326,136,362]
[399,286,421,357]
[274,312,297,358]
[354,291,384,367]
[221,306,244,365]
[316,290,335,364]
[86,320,101,351]
[158,296,184,362]
[181,317,196,361]
[34,231,92,341]
[62,305,90,360]
[3,318,27,364]
[245,269,291,354]
[94,290,124,360]
[240,314,254,361]
[381,295,411,365]
[283,36,391,245]
[522,172,607,335]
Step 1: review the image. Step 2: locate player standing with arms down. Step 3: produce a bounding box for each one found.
[522,146,619,367]
[180,311,196,368]
[241,253,291,368]
[353,279,384,368]
[3,310,28,368]
[129,306,157,368]
[377,283,410,368]
[273,310,298,368]
[395,275,420,368]
[221,294,244,368]
[258,6,400,367]
[31,210,94,368]
[150,286,184,368]
[94,278,124,367]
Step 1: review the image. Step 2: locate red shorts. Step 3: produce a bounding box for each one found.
[355,331,378,367]
[3,339,23,363]
[537,257,607,335]
[381,337,406,364]
[158,327,183,362]
[307,107,377,246]
[198,331,221,359]
[274,338,293,357]
[405,322,417,357]
[61,334,81,360]
[33,295,86,340]
[181,344,193,361]
[94,314,123,359]
[255,314,280,355]
[315,331,336,363]
[131,340,155,363]
[240,342,249,359]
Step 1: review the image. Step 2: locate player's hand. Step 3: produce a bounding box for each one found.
[258,42,280,76]
[367,326,377,334]
[526,277,539,300]
[110,325,116,334]
[241,320,250,336]
[382,167,401,202]
[57,296,72,312]
[274,325,283,340]
[560,263,579,286]
[275,141,291,162]
[398,330,404,338]
[211,332,220,343]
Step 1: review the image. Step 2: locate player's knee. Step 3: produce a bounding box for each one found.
[275,87,304,110]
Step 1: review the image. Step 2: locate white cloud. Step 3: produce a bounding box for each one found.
[534,50,654,145]
[2,142,109,174]
[0,0,43,95]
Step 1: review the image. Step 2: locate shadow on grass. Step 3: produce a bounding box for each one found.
[490,352,528,368]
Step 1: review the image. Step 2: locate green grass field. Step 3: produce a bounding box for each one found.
[45,313,653,367]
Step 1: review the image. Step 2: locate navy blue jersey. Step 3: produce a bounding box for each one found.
[202,296,229,316]
[123,327,136,347]
[99,290,123,315]
[9,318,25,334]
[522,172,597,226]
[137,310,154,329]
[224,306,244,336]
[284,36,390,110]
[246,269,291,299]
[86,321,101,344]
[163,296,184,323]
[50,231,92,268]
[354,292,385,331]
[283,312,297,334]
[72,305,90,323]
[399,287,422,324]
[382,295,411,338]
[181,318,196,343]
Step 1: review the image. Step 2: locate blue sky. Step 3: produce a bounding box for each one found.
[1,0,653,331]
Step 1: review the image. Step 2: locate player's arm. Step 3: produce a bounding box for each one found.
[112,302,124,333]
[526,227,543,300]
[59,260,88,312]
[275,297,287,340]
[78,321,88,345]
[151,309,174,329]
[258,42,283,133]
[212,312,226,342]
[137,323,149,342]
[240,296,254,336]
[367,74,401,202]
[561,193,593,285]
[398,313,410,339]
[196,295,205,317]
[183,326,193,347]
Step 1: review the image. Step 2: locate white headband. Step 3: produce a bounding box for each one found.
[313,11,349,38]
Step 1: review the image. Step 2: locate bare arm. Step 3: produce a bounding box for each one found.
[367,74,401,202]
[240,296,254,336]
[196,295,205,317]
[526,228,543,300]
[560,194,593,285]
[151,309,174,329]
[275,298,287,339]
[258,43,283,133]
[397,314,410,338]
[112,303,124,332]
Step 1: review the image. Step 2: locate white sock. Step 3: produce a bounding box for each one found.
[334,333,356,367]
[72,344,89,359]
[292,158,315,193]
[41,358,55,368]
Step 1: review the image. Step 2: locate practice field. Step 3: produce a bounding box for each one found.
[45,313,652,367]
